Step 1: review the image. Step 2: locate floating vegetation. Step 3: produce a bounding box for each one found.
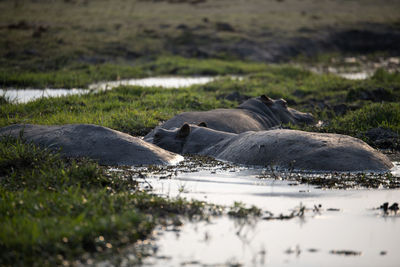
[377,202,399,216]
[263,203,311,220]
[107,155,400,190]
[257,168,400,189]
[227,201,262,218]
[330,250,362,256]
[106,155,238,182]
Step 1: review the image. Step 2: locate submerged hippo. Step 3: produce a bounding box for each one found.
[144,95,314,141]
[0,124,183,166]
[152,123,393,172]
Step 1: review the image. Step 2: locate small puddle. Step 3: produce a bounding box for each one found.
[0,76,218,103]
[0,88,89,103]
[88,76,216,90]
[305,56,400,80]
[120,163,400,266]
[337,72,370,80]
[308,67,372,80]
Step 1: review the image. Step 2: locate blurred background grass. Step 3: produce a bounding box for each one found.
[1,0,400,72]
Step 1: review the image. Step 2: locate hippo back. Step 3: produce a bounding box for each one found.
[0,124,183,166]
[213,130,393,172]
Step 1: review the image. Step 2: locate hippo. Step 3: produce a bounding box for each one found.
[0,124,183,166]
[144,95,314,141]
[152,123,393,172]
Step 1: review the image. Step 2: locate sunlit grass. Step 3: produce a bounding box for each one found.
[327,103,400,134]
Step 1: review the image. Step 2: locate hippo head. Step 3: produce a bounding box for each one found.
[239,95,315,126]
[153,124,190,154]
[153,122,218,154]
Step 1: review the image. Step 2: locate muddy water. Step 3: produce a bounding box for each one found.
[135,164,400,267]
[0,77,217,103]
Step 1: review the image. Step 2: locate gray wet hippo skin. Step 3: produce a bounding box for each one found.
[144,95,314,141]
[153,123,393,172]
[0,124,183,166]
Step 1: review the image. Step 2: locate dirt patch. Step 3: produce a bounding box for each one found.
[166,24,400,62]
[330,27,400,54]
[139,0,206,4]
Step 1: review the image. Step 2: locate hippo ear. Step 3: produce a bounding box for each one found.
[260,95,274,105]
[198,122,207,127]
[177,123,190,138]
[278,98,288,108]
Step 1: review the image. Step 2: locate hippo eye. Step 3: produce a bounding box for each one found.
[278,99,288,108]
[154,133,161,139]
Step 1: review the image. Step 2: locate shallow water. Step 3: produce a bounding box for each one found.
[0,88,90,103]
[0,76,217,103]
[132,165,400,267]
[337,72,370,80]
[88,76,216,90]
[308,67,372,80]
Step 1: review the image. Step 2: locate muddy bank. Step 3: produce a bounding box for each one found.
[166,23,400,62]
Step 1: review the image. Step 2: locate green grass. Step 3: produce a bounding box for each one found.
[228,202,262,218]
[325,103,400,134]
[0,137,221,266]
[371,68,400,84]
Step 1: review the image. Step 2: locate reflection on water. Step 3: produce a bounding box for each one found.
[337,72,370,80]
[308,67,372,80]
[134,167,400,267]
[88,76,216,90]
[0,88,90,103]
[0,76,217,103]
